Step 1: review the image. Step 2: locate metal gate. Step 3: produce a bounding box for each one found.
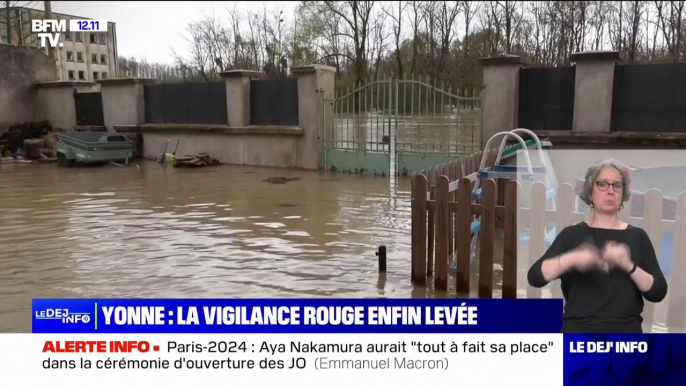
[74,91,105,126]
[322,75,482,177]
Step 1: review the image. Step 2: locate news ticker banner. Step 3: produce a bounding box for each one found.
[32,298,563,333]
[4,298,680,386]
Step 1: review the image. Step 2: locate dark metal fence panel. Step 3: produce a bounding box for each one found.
[164,83,188,124]
[611,63,686,132]
[518,67,575,131]
[144,85,165,124]
[187,83,211,124]
[144,82,227,124]
[208,82,227,125]
[250,78,299,126]
[74,92,105,126]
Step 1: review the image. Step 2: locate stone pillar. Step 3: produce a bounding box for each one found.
[292,65,336,170]
[570,51,623,133]
[35,81,97,131]
[97,77,159,132]
[220,70,264,126]
[477,55,530,150]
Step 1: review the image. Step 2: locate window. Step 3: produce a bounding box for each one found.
[74,32,82,42]
[99,34,106,44]
[66,51,74,61]
[65,32,72,41]
[93,72,99,80]
[68,70,75,80]
[77,52,83,62]
[78,71,85,80]
[91,53,97,63]
[90,34,96,43]
[100,54,106,64]
[101,72,108,79]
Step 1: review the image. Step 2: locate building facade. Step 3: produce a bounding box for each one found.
[0,7,118,81]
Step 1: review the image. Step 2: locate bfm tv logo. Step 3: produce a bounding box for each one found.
[32,19,66,48]
[35,309,91,324]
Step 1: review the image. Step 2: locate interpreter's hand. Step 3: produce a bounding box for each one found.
[601,241,633,272]
[570,243,608,273]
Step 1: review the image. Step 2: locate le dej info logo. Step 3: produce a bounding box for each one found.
[35,308,91,323]
[35,307,93,326]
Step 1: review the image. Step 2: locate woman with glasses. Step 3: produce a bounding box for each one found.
[527,159,667,333]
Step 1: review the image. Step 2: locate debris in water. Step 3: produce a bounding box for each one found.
[0,121,57,163]
[279,203,299,207]
[171,153,222,167]
[264,177,301,184]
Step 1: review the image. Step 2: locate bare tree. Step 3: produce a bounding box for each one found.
[407,0,425,75]
[381,1,408,77]
[323,1,375,85]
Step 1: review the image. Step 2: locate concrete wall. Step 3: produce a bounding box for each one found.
[0,44,56,128]
[99,80,150,131]
[35,87,74,130]
[138,132,299,168]
[293,65,336,170]
[478,56,529,149]
[479,51,635,146]
[222,71,263,127]
[35,82,98,131]
[571,52,622,133]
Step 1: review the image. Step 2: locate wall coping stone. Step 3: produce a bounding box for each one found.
[291,65,336,74]
[35,80,96,88]
[570,51,623,62]
[477,55,531,66]
[114,124,304,136]
[535,130,686,148]
[96,77,160,86]
[220,70,265,78]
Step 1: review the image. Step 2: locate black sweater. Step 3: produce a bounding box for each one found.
[527,222,668,333]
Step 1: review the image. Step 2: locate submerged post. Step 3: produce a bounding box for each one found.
[376,246,387,273]
[412,174,428,285]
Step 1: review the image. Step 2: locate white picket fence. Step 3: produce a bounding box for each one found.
[519,182,686,332]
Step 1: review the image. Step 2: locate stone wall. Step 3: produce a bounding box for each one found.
[0,44,57,129]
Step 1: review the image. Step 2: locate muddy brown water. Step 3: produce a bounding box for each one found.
[0,160,678,333]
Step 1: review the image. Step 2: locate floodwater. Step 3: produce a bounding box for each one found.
[0,158,680,333]
[0,161,450,332]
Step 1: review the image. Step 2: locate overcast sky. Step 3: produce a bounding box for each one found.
[45,1,298,64]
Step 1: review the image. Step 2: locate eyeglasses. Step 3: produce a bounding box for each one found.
[596,180,624,192]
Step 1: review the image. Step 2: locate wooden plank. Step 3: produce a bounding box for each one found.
[667,192,686,330]
[619,193,632,224]
[412,174,428,285]
[527,182,547,299]
[427,167,436,277]
[448,162,456,258]
[642,188,663,328]
[552,183,575,299]
[454,161,463,259]
[502,180,519,299]
[456,177,472,295]
[518,207,675,233]
[623,196,634,226]
[440,200,677,235]
[435,176,450,291]
[448,180,460,192]
[479,178,496,298]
